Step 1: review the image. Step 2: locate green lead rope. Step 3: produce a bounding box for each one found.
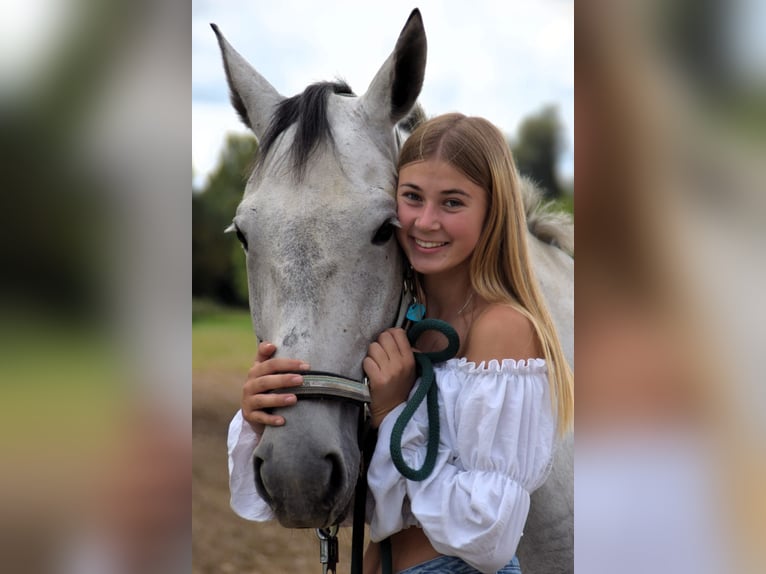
[382,318,460,572]
[389,318,460,480]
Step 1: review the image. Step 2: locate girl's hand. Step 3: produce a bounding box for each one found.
[242,342,309,434]
[363,328,416,429]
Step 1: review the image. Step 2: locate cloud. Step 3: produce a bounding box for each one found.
[193,0,574,183]
[192,101,250,189]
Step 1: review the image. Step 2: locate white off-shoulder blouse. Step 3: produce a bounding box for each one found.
[228,357,555,574]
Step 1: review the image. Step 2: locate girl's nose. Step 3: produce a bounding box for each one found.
[414,204,440,230]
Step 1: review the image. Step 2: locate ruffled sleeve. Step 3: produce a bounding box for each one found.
[367,358,555,574]
[227,409,275,521]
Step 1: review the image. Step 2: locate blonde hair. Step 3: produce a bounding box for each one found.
[398,113,574,436]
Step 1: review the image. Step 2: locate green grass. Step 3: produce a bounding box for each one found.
[192,307,257,373]
[0,320,129,447]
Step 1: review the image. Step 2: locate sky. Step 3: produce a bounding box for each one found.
[192,0,574,189]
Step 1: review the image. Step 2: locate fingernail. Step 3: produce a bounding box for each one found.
[299,362,310,370]
[276,417,285,425]
[290,375,303,384]
[284,395,297,404]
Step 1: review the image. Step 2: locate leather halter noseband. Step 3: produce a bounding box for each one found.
[269,371,370,404]
[269,284,412,406]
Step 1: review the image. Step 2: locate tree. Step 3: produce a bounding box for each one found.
[192,133,257,306]
[511,105,566,200]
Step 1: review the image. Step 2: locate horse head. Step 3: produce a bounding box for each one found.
[213,9,426,527]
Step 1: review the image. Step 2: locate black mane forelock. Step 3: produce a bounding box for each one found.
[255,81,354,181]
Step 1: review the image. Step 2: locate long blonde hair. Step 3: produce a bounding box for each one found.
[398,113,574,436]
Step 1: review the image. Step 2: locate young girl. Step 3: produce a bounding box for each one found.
[234,113,573,573]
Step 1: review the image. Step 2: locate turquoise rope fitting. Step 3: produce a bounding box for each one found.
[405,301,426,323]
[389,318,460,481]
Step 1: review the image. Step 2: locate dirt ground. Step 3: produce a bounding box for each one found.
[193,371,362,574]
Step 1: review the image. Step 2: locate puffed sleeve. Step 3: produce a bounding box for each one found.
[365,402,413,535]
[367,359,555,574]
[227,409,275,521]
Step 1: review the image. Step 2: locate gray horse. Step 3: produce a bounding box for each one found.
[213,9,573,573]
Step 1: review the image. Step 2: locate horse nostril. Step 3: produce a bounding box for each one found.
[325,453,344,494]
[253,455,273,505]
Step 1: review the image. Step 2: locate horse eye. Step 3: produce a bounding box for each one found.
[235,227,249,251]
[226,222,248,251]
[223,221,252,252]
[371,219,397,245]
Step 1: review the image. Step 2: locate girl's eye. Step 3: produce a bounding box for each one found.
[400,191,421,202]
[444,199,464,208]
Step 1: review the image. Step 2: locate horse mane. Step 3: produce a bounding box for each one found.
[521,177,574,255]
[255,80,355,181]
[396,103,428,135]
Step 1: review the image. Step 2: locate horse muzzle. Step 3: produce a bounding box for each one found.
[252,399,362,528]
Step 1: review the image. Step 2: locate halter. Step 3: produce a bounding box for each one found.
[270,284,459,574]
[266,285,412,573]
[269,285,410,407]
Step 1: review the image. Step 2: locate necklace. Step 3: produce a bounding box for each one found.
[457,292,474,315]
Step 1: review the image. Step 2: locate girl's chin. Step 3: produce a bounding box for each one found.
[408,259,446,275]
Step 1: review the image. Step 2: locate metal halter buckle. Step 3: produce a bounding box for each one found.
[316,525,339,574]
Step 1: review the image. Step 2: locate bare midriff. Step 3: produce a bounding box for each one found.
[364,526,441,574]
[391,527,440,572]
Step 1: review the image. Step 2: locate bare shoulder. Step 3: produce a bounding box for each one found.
[464,303,543,364]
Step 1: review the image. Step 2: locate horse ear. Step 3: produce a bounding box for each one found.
[362,9,427,127]
[211,24,284,141]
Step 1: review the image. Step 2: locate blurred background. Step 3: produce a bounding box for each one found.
[0,0,190,572]
[575,1,765,573]
[0,0,763,573]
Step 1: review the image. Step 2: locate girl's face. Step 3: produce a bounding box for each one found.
[396,159,488,280]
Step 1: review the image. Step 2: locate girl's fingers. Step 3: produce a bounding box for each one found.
[245,391,298,411]
[377,330,397,354]
[242,343,306,432]
[362,356,381,379]
[248,357,310,378]
[242,384,299,431]
[244,373,304,395]
[388,328,411,357]
[245,409,286,430]
[377,328,411,360]
[366,342,388,365]
[255,341,277,362]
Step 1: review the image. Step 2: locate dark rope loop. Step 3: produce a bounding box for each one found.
[407,318,460,362]
[389,318,460,481]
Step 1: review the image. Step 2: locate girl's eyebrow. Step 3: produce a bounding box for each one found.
[441,189,471,198]
[397,182,471,198]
